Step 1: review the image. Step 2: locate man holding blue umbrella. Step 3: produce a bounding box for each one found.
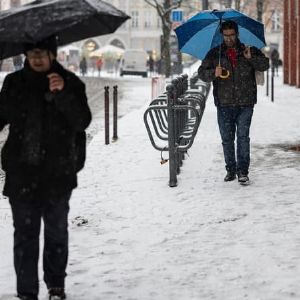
[198,20,269,184]
[175,9,269,184]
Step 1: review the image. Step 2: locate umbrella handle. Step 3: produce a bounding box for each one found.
[218,64,230,79]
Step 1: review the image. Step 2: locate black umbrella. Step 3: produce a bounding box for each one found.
[0,0,130,60]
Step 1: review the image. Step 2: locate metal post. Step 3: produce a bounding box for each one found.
[266,67,269,96]
[166,84,177,187]
[271,66,274,102]
[112,85,118,141]
[172,78,181,173]
[104,86,110,145]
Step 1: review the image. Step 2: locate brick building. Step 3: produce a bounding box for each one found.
[284,0,300,88]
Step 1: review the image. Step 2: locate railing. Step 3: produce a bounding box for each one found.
[144,73,211,187]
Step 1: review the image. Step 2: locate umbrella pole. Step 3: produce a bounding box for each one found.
[218,44,222,66]
[218,19,222,67]
[217,19,230,79]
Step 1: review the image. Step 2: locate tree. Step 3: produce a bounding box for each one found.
[256,0,263,22]
[143,0,184,77]
[234,0,241,10]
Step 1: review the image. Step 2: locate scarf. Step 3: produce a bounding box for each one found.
[226,48,237,68]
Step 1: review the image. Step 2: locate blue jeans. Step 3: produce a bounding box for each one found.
[217,106,254,175]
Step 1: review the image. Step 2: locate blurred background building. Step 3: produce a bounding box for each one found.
[1,0,284,76]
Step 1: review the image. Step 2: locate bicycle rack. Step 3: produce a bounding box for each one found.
[144,73,211,187]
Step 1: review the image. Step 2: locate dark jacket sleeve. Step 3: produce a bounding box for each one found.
[53,73,92,132]
[198,50,217,83]
[0,75,12,131]
[247,47,270,72]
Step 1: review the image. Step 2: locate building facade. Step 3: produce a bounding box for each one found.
[1,0,199,60]
[1,0,284,70]
[284,0,300,88]
[0,0,31,10]
[76,0,202,60]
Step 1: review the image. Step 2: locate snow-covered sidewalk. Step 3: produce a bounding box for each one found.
[1,72,300,300]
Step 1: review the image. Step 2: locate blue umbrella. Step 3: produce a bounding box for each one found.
[175,8,266,60]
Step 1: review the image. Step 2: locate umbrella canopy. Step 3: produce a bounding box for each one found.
[89,44,124,57]
[175,8,266,60]
[0,0,130,60]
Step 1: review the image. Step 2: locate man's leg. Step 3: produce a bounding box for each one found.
[42,192,71,291]
[10,198,41,299]
[236,106,254,176]
[217,107,237,174]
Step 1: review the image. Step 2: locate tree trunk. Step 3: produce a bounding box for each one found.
[144,0,184,77]
[161,25,172,77]
[257,0,264,22]
[235,0,241,11]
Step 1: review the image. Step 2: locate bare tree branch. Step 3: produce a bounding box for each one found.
[143,0,187,77]
[144,0,184,17]
[144,0,164,17]
[144,0,160,9]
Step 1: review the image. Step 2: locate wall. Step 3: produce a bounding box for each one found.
[284,0,300,88]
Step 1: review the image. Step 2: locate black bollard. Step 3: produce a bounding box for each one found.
[104,86,110,145]
[266,67,269,96]
[271,66,274,102]
[166,84,177,187]
[112,85,118,141]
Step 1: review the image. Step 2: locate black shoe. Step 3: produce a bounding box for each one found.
[224,171,236,182]
[238,173,249,184]
[17,294,38,300]
[48,288,66,300]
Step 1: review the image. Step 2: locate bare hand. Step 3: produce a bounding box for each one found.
[243,46,251,59]
[47,73,64,92]
[215,65,222,77]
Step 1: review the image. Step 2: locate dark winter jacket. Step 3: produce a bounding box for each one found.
[0,60,92,198]
[198,40,269,106]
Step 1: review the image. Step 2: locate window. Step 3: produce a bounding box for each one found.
[131,11,139,28]
[271,10,280,31]
[144,11,152,28]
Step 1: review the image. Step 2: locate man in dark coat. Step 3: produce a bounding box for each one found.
[271,48,280,76]
[79,57,87,76]
[0,36,91,300]
[198,20,269,184]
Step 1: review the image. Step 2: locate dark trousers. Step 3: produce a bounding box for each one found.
[217,106,254,175]
[9,192,71,297]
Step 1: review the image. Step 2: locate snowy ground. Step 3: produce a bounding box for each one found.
[1,70,300,300]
